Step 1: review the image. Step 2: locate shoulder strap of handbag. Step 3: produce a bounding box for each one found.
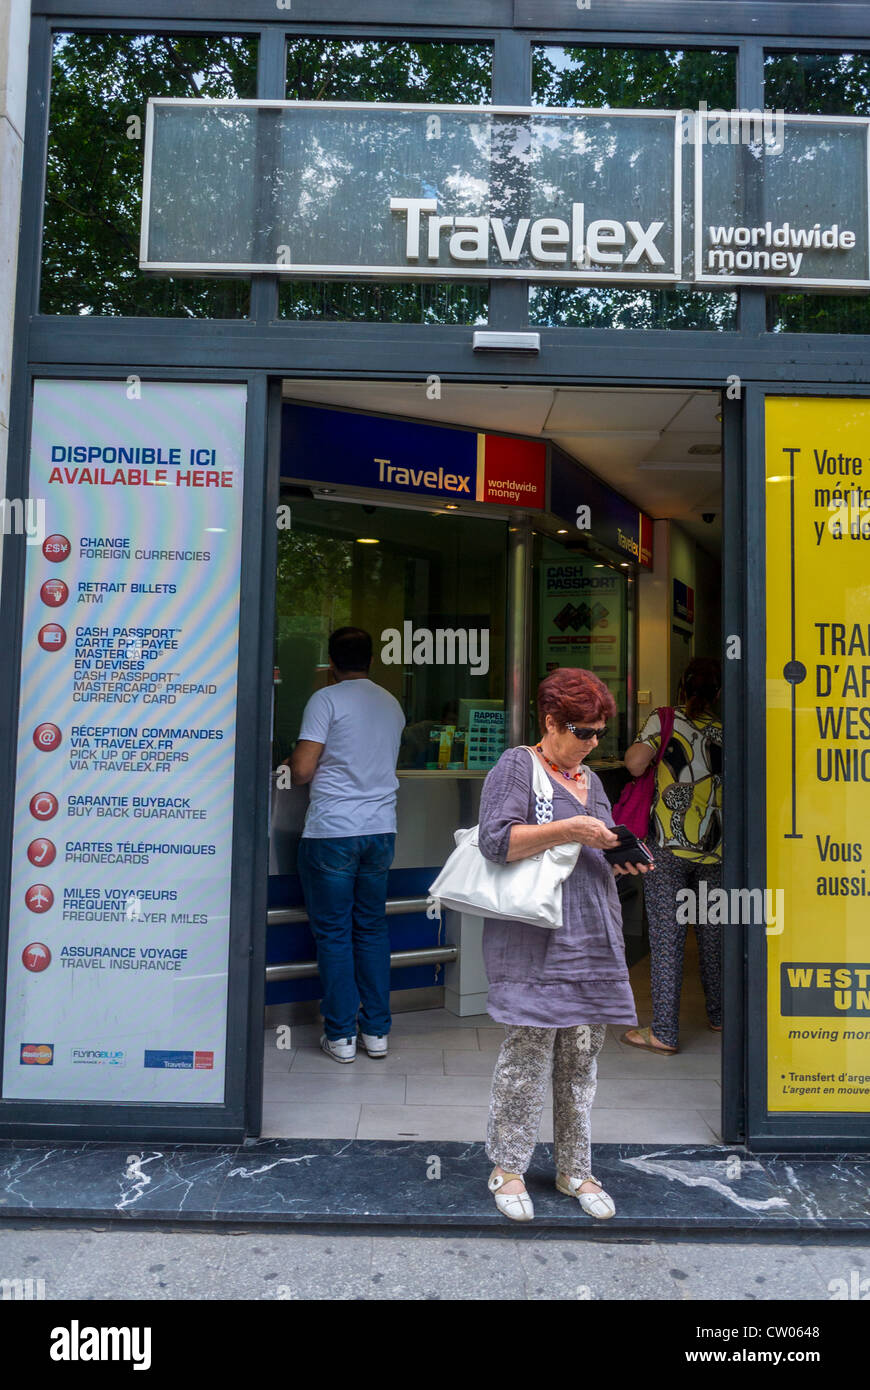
[523,745,553,801]
[653,706,675,766]
[524,745,559,825]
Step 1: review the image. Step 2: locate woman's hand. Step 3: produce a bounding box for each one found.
[564,815,619,849]
[613,860,654,876]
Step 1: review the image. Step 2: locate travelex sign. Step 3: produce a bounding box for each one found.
[281,403,547,509]
[142,102,870,289]
[389,197,667,273]
[281,404,653,569]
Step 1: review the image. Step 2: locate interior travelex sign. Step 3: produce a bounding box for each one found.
[141,101,870,289]
[766,398,870,1114]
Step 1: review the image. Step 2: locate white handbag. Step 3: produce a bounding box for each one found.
[427,747,581,929]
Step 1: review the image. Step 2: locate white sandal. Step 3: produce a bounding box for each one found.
[488,1168,534,1222]
[555,1172,616,1219]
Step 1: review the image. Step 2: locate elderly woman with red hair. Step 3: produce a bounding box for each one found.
[477,668,649,1223]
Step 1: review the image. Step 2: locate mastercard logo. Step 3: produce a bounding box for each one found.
[20,1044,53,1065]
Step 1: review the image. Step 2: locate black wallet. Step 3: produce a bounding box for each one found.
[603,824,655,868]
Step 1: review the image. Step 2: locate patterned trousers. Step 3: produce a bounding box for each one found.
[642,844,722,1050]
[485,1023,607,1178]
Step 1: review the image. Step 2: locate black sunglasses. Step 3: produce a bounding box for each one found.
[566,722,607,742]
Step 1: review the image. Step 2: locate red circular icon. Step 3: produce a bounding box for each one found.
[33,723,61,752]
[22,942,51,973]
[37,623,66,652]
[25,884,54,913]
[40,579,68,607]
[29,792,58,820]
[42,534,71,562]
[27,838,56,867]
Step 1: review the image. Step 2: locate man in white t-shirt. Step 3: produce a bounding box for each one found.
[290,627,405,1064]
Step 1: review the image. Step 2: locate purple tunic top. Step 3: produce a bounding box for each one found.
[477,745,638,1028]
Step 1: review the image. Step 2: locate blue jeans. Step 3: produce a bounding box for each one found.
[297,833,395,1041]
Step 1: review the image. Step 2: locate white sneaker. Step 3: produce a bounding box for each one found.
[359,1032,388,1058]
[320,1035,356,1064]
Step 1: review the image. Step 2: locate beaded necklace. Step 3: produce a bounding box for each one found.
[535,743,588,787]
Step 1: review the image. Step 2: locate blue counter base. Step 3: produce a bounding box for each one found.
[1,1139,869,1232]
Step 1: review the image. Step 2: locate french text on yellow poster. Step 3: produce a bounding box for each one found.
[767,397,870,1111]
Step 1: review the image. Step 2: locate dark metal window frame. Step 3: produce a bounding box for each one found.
[4,3,870,1146]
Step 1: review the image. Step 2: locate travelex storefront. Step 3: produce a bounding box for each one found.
[4,0,870,1158]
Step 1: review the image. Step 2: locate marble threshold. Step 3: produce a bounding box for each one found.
[0,1139,868,1232]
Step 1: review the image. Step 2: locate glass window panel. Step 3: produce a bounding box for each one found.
[279,280,488,325]
[764,50,870,117]
[273,496,507,772]
[531,285,737,329]
[531,45,737,330]
[531,534,629,762]
[42,32,256,317]
[768,294,870,334]
[532,45,736,111]
[279,39,492,324]
[765,51,870,331]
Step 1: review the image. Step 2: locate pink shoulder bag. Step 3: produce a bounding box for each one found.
[611,706,675,840]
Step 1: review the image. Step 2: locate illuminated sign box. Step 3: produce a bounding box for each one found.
[141,102,682,283]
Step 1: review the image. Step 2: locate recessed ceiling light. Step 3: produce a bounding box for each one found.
[355,537,379,544]
[557,528,568,534]
[445,503,459,510]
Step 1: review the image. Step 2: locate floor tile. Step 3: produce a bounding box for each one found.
[596,1050,721,1078]
[586,1109,722,1143]
[290,1046,444,1075]
[356,1104,490,1141]
[262,1048,296,1073]
[390,1009,489,1031]
[277,1073,407,1103]
[258,1102,361,1139]
[405,1074,495,1106]
[443,1051,499,1076]
[699,1107,724,1141]
[592,1078,721,1108]
[386,1027,486,1050]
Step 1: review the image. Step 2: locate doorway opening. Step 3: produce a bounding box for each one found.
[264,381,725,1146]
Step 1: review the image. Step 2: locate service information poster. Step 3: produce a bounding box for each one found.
[538,560,625,759]
[2,380,247,1103]
[766,396,870,1112]
[465,706,506,770]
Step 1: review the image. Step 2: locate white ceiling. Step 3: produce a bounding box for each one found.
[281,380,723,554]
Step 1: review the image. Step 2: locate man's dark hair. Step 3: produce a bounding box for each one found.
[328,626,372,673]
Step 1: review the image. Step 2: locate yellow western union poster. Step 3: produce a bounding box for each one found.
[766,396,870,1112]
